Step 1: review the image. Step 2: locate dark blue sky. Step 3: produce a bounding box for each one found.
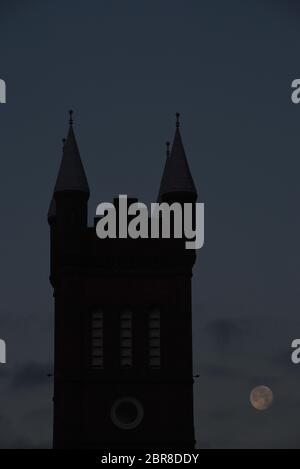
[0,0,300,448]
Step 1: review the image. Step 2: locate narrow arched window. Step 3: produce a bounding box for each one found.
[91,310,104,369]
[148,309,160,368]
[120,310,133,368]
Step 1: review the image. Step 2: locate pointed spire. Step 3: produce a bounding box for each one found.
[54,111,90,195]
[158,113,197,201]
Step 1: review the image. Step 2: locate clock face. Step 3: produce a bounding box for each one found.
[111,397,144,430]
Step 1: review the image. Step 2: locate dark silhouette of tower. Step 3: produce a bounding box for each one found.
[48,111,198,449]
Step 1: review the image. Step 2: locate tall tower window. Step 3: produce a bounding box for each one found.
[120,311,133,368]
[148,309,161,368]
[91,310,104,369]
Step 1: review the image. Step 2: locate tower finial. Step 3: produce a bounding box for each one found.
[54,110,90,196]
[157,113,197,202]
[166,141,170,158]
[69,109,74,126]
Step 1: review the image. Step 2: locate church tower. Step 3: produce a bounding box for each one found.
[48,112,198,449]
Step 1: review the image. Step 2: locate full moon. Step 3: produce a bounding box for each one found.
[250,386,273,411]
